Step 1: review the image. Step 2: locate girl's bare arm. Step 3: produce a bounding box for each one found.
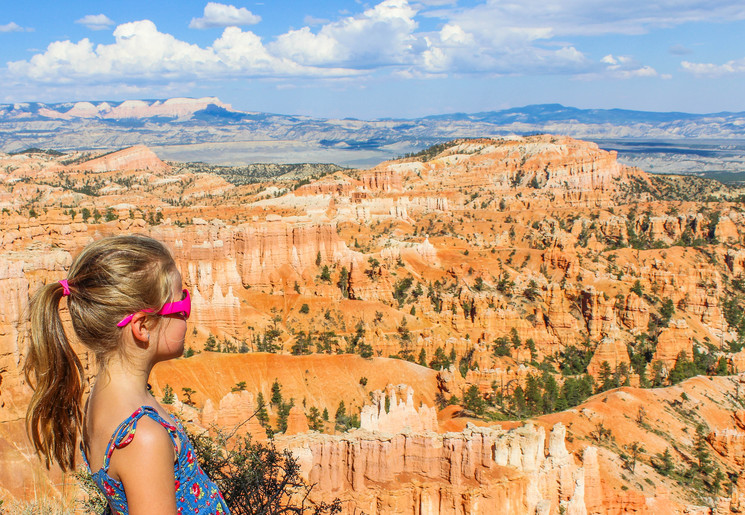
[112,417,178,515]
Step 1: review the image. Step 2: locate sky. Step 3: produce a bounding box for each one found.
[1,0,744,119]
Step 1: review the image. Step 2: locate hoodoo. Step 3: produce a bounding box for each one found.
[1,135,744,513]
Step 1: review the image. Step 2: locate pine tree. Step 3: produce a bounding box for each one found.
[651,360,665,387]
[597,361,614,392]
[525,338,537,362]
[694,424,713,474]
[524,375,542,415]
[429,347,450,370]
[510,328,521,349]
[162,384,174,404]
[256,392,270,429]
[715,356,729,375]
[625,442,644,473]
[463,384,485,415]
[418,348,427,367]
[307,407,324,432]
[271,379,283,407]
[291,331,312,355]
[205,333,218,351]
[711,467,725,494]
[181,387,197,406]
[511,385,526,417]
[397,317,414,361]
[319,265,331,282]
[655,447,674,476]
[541,372,558,414]
[337,267,349,298]
[276,399,294,434]
[335,400,346,429]
[614,362,631,387]
[231,381,247,392]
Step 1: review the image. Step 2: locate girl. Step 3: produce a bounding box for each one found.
[24,235,229,514]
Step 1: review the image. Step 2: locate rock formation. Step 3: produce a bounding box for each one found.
[68,145,170,173]
[360,385,437,433]
[282,422,588,514]
[1,135,744,513]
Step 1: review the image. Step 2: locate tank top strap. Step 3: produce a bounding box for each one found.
[101,406,181,471]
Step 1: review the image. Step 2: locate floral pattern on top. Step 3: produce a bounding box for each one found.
[81,406,229,515]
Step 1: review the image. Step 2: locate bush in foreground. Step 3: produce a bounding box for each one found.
[189,425,341,515]
[74,421,340,515]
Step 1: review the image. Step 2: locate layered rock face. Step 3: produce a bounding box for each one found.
[368,136,630,196]
[68,144,170,173]
[201,390,266,437]
[360,385,437,433]
[282,422,587,514]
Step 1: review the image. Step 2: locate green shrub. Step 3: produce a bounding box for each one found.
[191,427,341,514]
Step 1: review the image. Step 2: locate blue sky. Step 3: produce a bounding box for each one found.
[1,0,744,118]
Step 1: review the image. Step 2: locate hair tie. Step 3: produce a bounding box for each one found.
[59,279,71,297]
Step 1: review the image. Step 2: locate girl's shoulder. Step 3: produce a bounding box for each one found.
[85,403,180,474]
[109,412,177,473]
[96,408,182,514]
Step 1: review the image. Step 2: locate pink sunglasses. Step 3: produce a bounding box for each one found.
[117,289,191,328]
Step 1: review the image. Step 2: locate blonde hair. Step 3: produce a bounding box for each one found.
[24,235,177,471]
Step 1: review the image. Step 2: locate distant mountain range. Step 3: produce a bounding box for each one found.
[2,98,745,172]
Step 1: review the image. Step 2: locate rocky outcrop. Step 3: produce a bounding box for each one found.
[586,337,630,377]
[286,405,311,435]
[360,169,403,192]
[294,177,357,197]
[715,215,740,243]
[282,422,589,514]
[581,287,617,340]
[652,319,695,367]
[69,145,170,173]
[360,385,437,433]
[708,428,745,466]
[201,390,266,438]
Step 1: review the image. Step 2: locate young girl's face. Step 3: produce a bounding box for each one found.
[154,270,188,362]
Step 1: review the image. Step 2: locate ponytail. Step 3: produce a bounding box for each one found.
[24,280,83,472]
[23,235,177,472]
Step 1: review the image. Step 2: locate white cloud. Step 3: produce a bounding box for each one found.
[7,19,355,84]
[594,54,658,79]
[75,14,114,31]
[437,0,745,38]
[270,0,419,67]
[682,59,745,76]
[9,21,221,82]
[4,0,675,86]
[416,17,589,76]
[190,2,261,29]
[0,22,28,33]
[614,65,657,79]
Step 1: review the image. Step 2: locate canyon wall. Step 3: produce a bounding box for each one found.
[283,421,587,514]
[1,136,744,513]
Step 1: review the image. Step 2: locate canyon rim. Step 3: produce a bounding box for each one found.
[1,132,745,513]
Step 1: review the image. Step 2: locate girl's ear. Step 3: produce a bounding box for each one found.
[130,312,151,347]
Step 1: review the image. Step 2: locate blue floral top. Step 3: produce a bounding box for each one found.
[81,406,229,515]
